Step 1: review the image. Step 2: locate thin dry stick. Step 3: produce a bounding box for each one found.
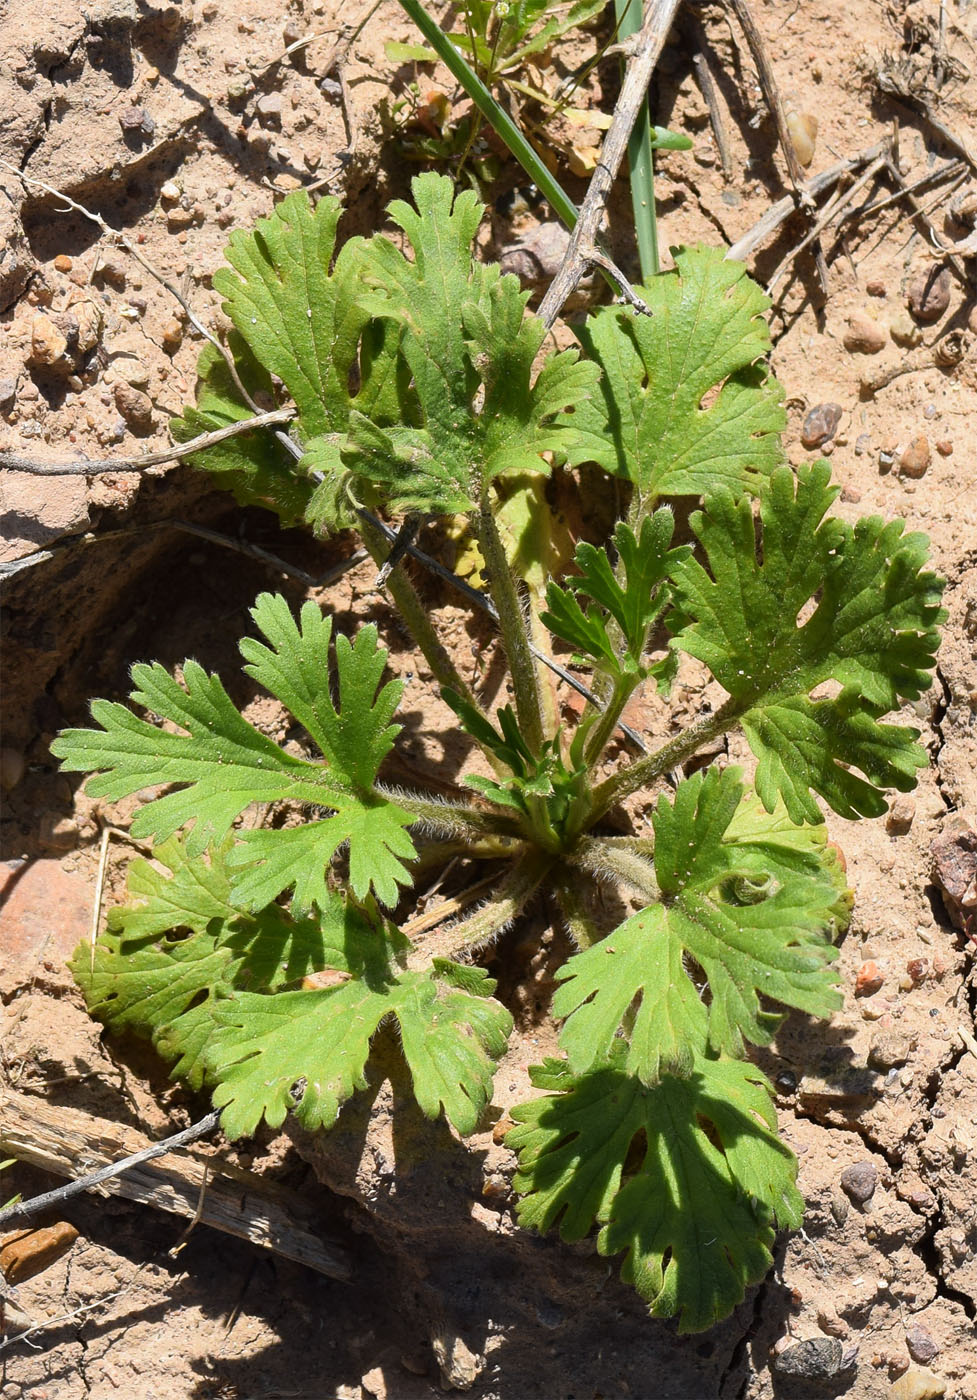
[883,153,972,285]
[726,138,892,261]
[537,0,682,328]
[842,158,965,226]
[719,0,827,291]
[0,408,294,476]
[401,871,503,939]
[0,517,367,590]
[0,1285,135,1355]
[873,70,977,175]
[88,825,112,974]
[691,51,733,181]
[0,1112,220,1230]
[765,155,888,294]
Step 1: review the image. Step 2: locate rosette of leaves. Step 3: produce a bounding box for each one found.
[55,176,945,1332]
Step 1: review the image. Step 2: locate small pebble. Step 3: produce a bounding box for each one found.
[890,310,922,347]
[161,318,183,349]
[840,1160,878,1204]
[830,1193,850,1227]
[0,377,17,412]
[113,381,154,430]
[869,1029,915,1069]
[95,250,127,287]
[0,1223,79,1284]
[866,278,886,296]
[886,795,915,834]
[160,180,181,202]
[256,91,284,125]
[29,312,68,368]
[898,436,931,479]
[122,360,151,390]
[840,483,862,503]
[771,1337,844,1380]
[119,105,155,139]
[905,1326,939,1365]
[38,811,80,851]
[53,254,72,272]
[935,439,953,457]
[800,402,842,449]
[890,1365,947,1400]
[853,432,871,456]
[907,264,951,324]
[816,1307,849,1340]
[0,747,25,790]
[166,206,195,229]
[855,959,885,997]
[844,309,887,354]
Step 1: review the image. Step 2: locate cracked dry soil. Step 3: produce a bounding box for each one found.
[2,0,977,1397]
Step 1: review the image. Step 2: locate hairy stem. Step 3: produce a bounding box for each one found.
[476,494,545,753]
[375,785,522,841]
[406,836,524,877]
[358,514,480,708]
[583,672,641,770]
[572,836,660,903]
[589,699,738,820]
[406,847,553,969]
[552,872,607,950]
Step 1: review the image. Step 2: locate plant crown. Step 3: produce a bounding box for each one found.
[52,175,945,1332]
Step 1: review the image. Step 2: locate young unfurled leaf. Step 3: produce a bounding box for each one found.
[541,511,690,677]
[554,768,846,1076]
[570,246,785,510]
[208,963,512,1139]
[348,173,600,513]
[508,1047,801,1332]
[51,593,416,907]
[672,462,945,821]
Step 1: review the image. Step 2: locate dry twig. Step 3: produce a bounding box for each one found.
[719,0,827,292]
[883,153,972,286]
[691,50,733,181]
[726,139,892,261]
[0,408,295,477]
[0,1090,350,1281]
[537,0,682,328]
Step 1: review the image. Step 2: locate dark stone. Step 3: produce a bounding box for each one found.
[800,402,843,449]
[840,1161,878,1205]
[772,1336,845,1380]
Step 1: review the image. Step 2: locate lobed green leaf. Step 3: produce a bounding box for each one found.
[555,768,846,1074]
[508,1046,801,1332]
[672,462,946,821]
[52,594,416,907]
[542,511,690,677]
[208,961,512,1139]
[570,245,785,509]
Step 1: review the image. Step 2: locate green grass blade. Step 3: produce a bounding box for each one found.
[396,0,578,231]
[615,0,658,279]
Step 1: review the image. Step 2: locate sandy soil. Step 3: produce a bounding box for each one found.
[2,1,976,1397]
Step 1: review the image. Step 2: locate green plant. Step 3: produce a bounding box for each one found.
[52,176,944,1331]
